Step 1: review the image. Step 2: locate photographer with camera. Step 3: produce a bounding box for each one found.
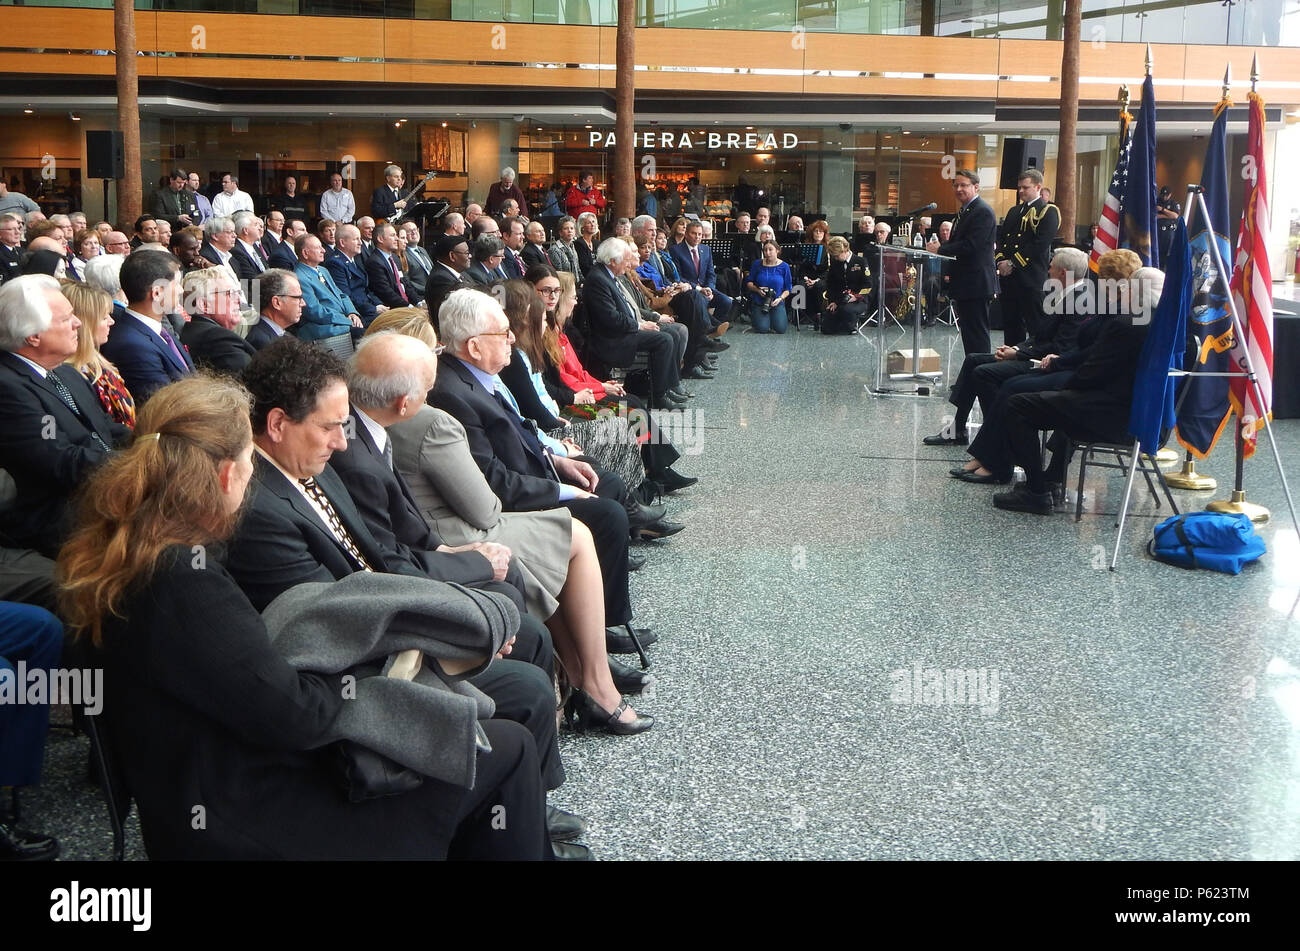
[744,239,793,334]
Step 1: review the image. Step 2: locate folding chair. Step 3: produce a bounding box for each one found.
[317,332,356,360]
[1068,439,1179,524]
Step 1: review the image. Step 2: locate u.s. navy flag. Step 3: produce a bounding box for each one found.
[1121,73,1159,268]
[1227,90,1273,459]
[1175,98,1234,458]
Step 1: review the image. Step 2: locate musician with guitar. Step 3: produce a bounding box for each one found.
[371,165,429,222]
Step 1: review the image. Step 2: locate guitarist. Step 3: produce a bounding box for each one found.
[371,164,416,221]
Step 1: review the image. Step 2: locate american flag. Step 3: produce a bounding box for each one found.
[1089,117,1133,271]
[1228,91,1273,459]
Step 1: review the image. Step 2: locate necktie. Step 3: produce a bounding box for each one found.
[158,326,189,371]
[250,245,265,272]
[389,256,409,302]
[382,438,394,471]
[691,247,700,276]
[615,279,639,320]
[46,371,111,452]
[492,384,552,474]
[256,242,268,263]
[299,477,374,571]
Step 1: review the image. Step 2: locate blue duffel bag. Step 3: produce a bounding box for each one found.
[1148,511,1266,575]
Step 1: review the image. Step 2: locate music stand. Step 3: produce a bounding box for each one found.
[703,238,737,267]
[865,245,954,398]
[399,199,450,249]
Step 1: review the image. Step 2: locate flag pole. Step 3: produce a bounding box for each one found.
[1166,64,1233,492]
[1206,55,1277,523]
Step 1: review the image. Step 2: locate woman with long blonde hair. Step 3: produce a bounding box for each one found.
[61,281,135,428]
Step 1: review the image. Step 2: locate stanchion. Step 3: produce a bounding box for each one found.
[1206,429,1270,521]
[1163,450,1218,490]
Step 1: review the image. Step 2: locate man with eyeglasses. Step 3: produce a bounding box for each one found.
[179,265,257,373]
[261,209,287,258]
[465,234,507,288]
[424,233,470,319]
[211,173,254,219]
[103,231,132,256]
[247,268,305,351]
[0,215,23,284]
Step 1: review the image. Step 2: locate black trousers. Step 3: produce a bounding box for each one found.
[1004,390,1120,494]
[954,297,991,358]
[445,718,551,860]
[468,614,563,792]
[672,291,712,370]
[561,494,632,627]
[629,328,679,395]
[620,391,680,476]
[998,278,1044,348]
[967,369,1072,479]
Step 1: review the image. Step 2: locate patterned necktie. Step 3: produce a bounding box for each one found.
[298,477,374,572]
[46,371,111,452]
[389,255,409,302]
[158,326,189,371]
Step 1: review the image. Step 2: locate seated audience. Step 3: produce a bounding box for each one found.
[267,219,304,270]
[366,223,415,309]
[294,234,362,341]
[61,281,135,428]
[465,234,506,288]
[522,221,550,269]
[101,250,194,404]
[56,374,550,860]
[424,234,470,318]
[247,267,304,350]
[323,224,383,324]
[69,229,102,281]
[180,266,256,373]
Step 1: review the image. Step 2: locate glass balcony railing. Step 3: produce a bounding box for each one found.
[2,0,1296,46]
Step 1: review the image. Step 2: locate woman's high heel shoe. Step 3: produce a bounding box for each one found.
[565,689,654,736]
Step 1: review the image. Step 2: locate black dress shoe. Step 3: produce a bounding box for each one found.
[684,365,715,380]
[652,395,687,410]
[565,689,654,736]
[636,519,685,541]
[949,466,974,478]
[552,841,593,860]
[0,821,58,861]
[626,501,667,529]
[608,656,654,694]
[993,485,1053,515]
[701,338,729,352]
[627,551,647,572]
[923,432,967,446]
[546,805,588,843]
[606,626,658,653]
[656,467,698,492]
[958,469,1010,485]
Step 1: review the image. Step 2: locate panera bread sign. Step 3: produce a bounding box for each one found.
[587,131,800,150]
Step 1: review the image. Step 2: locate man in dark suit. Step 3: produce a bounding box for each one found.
[267,219,305,271]
[500,218,529,279]
[365,222,414,308]
[227,337,575,850]
[261,209,286,258]
[247,268,304,350]
[929,168,997,357]
[0,276,130,555]
[669,218,734,329]
[996,168,1060,347]
[399,221,433,304]
[464,234,506,289]
[521,221,551,269]
[0,215,23,284]
[149,168,200,230]
[179,266,256,373]
[326,224,384,323]
[228,211,268,283]
[424,234,469,320]
[101,250,194,405]
[431,289,649,636]
[584,238,683,409]
[369,165,407,222]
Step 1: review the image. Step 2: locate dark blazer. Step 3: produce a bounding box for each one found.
[229,241,266,282]
[199,242,223,267]
[365,250,412,308]
[100,307,194,405]
[328,406,496,587]
[370,186,402,221]
[428,354,562,513]
[266,241,298,271]
[424,263,465,316]
[0,244,21,284]
[501,248,527,280]
[260,231,283,259]
[245,317,285,352]
[463,260,500,289]
[0,352,129,554]
[997,196,1060,293]
[179,314,256,373]
[575,239,596,279]
[149,186,200,228]
[936,195,997,301]
[669,240,717,291]
[324,253,381,321]
[581,261,642,367]
[521,243,550,269]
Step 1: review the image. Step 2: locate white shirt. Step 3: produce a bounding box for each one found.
[211,190,254,218]
[254,446,337,535]
[125,306,169,341]
[318,187,356,224]
[237,238,265,270]
[12,352,49,379]
[353,407,389,464]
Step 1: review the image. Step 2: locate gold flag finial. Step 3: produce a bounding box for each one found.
[1250,52,1260,92]
[1222,63,1232,100]
[1119,84,1130,111]
[1145,44,1153,76]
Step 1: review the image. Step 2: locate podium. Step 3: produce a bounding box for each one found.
[863,244,954,398]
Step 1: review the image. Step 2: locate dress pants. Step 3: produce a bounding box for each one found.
[671,290,711,369]
[660,321,688,371]
[954,297,991,358]
[967,370,1071,479]
[444,719,551,860]
[1004,390,1122,493]
[0,547,58,614]
[0,603,63,787]
[629,329,679,396]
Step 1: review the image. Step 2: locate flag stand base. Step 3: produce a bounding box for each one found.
[1154,447,1180,467]
[1165,461,1217,491]
[1207,489,1269,522]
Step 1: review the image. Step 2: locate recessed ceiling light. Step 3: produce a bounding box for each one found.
[23,108,33,114]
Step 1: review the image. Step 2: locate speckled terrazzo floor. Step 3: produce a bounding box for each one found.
[23,322,1300,861]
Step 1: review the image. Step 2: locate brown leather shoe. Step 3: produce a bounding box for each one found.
[708,321,730,338]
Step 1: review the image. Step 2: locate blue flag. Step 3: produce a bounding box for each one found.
[1129,218,1190,453]
[1122,74,1159,268]
[1175,101,1235,458]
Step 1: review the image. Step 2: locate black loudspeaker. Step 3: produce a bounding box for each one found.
[1000,138,1046,190]
[86,131,124,180]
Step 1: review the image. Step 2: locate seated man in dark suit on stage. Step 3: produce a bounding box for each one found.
[100,250,194,405]
[246,268,303,351]
[584,238,683,410]
[0,275,131,556]
[229,211,269,282]
[179,266,256,374]
[521,221,551,269]
[266,219,304,271]
[324,224,384,325]
[225,337,582,856]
